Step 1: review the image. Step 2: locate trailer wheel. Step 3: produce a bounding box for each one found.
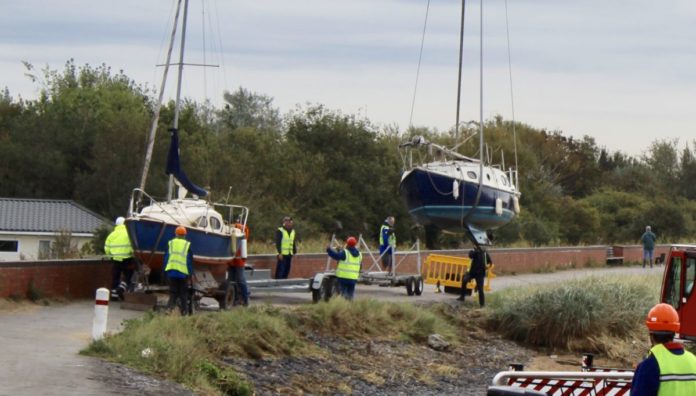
[312,277,334,303]
[219,282,238,310]
[414,276,424,296]
[406,276,416,296]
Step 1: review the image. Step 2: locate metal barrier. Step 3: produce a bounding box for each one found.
[490,371,633,395]
[423,254,495,292]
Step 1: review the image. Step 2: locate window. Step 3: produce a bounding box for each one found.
[195,216,208,227]
[467,171,477,179]
[0,240,18,252]
[209,217,221,231]
[38,240,51,259]
[486,173,491,181]
[500,175,509,186]
[686,257,696,298]
[664,256,682,309]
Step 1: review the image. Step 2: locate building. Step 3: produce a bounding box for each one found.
[0,198,110,261]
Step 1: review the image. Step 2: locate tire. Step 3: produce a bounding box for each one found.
[313,277,334,303]
[406,276,415,296]
[414,276,424,296]
[219,281,237,310]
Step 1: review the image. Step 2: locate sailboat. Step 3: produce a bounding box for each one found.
[399,0,521,246]
[125,0,247,281]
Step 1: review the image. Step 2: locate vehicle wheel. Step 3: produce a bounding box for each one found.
[314,277,333,302]
[414,276,424,296]
[406,276,415,296]
[219,282,237,310]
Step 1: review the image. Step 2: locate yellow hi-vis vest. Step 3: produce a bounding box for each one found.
[379,225,396,247]
[104,224,133,261]
[165,238,191,275]
[336,249,362,280]
[279,227,295,255]
[651,343,696,395]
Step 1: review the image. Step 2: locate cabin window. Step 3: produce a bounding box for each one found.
[0,240,18,252]
[486,173,491,181]
[501,175,509,186]
[664,256,682,309]
[686,257,696,298]
[209,217,222,231]
[195,216,208,228]
[467,171,477,179]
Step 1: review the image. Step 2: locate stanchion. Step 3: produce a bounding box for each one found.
[92,288,110,340]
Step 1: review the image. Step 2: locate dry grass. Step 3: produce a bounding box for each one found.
[486,273,661,361]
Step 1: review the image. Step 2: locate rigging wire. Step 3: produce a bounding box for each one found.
[454,0,466,141]
[504,0,519,182]
[212,0,229,96]
[408,0,431,129]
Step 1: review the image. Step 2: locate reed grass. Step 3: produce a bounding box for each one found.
[486,274,661,355]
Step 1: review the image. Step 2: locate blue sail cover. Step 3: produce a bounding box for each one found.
[165,128,208,197]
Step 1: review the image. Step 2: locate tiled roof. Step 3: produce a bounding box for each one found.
[0,198,110,234]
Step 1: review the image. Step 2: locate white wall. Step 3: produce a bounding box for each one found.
[0,234,93,261]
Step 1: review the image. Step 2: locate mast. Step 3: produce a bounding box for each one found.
[454,0,466,141]
[138,0,183,193]
[167,0,190,202]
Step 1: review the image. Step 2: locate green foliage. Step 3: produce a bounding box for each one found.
[51,230,80,259]
[3,61,696,248]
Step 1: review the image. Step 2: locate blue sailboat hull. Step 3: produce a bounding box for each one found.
[125,218,233,271]
[399,168,516,233]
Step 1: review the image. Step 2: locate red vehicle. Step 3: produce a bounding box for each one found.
[660,244,696,340]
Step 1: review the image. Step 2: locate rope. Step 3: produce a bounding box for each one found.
[409,0,431,128]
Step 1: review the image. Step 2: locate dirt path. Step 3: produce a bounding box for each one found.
[0,265,661,395]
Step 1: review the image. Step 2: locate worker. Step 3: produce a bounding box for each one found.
[631,303,696,395]
[104,216,134,299]
[457,248,491,307]
[640,225,657,269]
[164,225,194,315]
[228,217,250,306]
[326,236,362,300]
[379,216,396,273]
[275,216,297,279]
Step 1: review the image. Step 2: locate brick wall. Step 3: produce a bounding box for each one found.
[0,244,668,299]
[0,259,112,299]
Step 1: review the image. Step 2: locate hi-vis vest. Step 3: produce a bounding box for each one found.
[379,225,396,247]
[336,249,362,280]
[165,238,191,275]
[104,224,133,261]
[279,227,295,255]
[650,343,696,395]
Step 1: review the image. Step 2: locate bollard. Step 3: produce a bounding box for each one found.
[92,288,110,340]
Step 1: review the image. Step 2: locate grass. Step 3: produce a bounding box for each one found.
[82,299,460,395]
[486,273,661,361]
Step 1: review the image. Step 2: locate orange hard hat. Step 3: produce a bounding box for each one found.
[645,303,680,333]
[346,236,357,247]
[175,225,187,236]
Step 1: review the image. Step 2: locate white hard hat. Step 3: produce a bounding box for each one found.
[115,216,125,226]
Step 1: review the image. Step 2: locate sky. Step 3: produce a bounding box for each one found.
[1,0,695,156]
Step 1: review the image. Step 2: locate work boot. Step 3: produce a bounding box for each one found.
[456,295,465,302]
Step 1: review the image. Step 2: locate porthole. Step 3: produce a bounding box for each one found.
[467,171,477,179]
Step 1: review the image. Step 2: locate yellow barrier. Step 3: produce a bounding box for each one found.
[423,253,495,292]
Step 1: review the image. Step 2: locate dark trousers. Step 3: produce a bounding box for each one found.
[168,277,189,315]
[111,258,135,291]
[381,250,393,271]
[461,272,485,307]
[227,266,249,305]
[336,278,357,301]
[275,255,293,279]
